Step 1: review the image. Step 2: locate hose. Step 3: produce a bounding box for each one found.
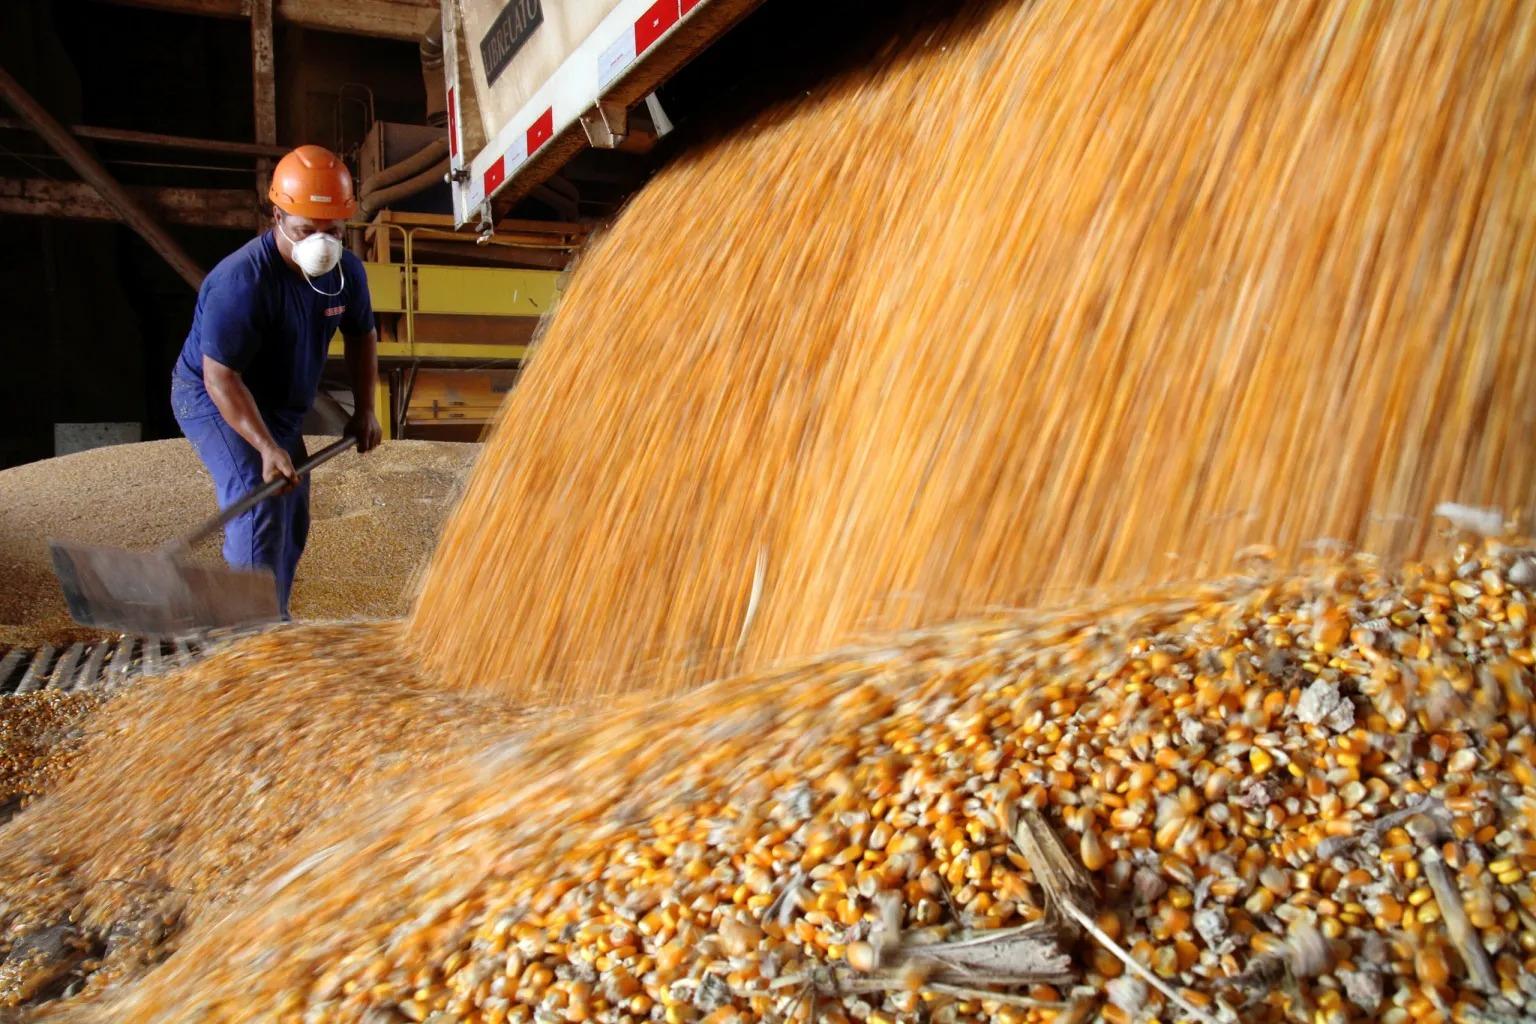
[360,138,449,199]
[421,16,444,72]
[360,156,452,217]
[421,16,448,128]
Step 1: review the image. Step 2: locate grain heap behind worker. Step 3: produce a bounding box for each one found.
[169,144,382,620]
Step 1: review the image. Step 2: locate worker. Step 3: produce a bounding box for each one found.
[169,144,381,620]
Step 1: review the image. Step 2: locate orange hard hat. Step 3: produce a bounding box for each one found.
[268,145,357,220]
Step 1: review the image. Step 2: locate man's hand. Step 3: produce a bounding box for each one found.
[260,444,300,492]
[348,410,383,454]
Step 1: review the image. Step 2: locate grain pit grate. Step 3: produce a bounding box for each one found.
[0,628,259,697]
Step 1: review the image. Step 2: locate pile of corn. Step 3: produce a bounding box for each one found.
[3,0,1536,1020]
[13,540,1532,1023]
[0,624,534,1005]
[411,0,1536,703]
[0,438,474,649]
[0,690,96,816]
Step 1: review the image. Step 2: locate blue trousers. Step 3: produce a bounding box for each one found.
[172,386,309,620]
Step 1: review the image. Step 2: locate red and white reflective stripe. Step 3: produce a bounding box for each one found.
[462,0,709,220]
[442,0,471,222]
[635,0,680,53]
[481,104,554,195]
[603,0,683,87]
[598,31,637,86]
[526,107,554,154]
[483,155,506,195]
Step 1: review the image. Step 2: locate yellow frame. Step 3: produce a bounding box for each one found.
[327,222,559,362]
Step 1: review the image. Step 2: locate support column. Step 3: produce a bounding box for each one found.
[376,376,393,440]
[251,0,277,229]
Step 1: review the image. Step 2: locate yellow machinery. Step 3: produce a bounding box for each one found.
[327,210,584,440]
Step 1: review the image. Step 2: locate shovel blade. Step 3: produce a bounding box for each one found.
[49,540,281,636]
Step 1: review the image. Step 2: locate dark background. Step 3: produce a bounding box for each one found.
[0,0,426,469]
[0,0,966,469]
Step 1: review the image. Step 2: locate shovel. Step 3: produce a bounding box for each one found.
[49,435,356,637]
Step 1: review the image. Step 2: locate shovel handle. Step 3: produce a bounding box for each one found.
[176,435,357,552]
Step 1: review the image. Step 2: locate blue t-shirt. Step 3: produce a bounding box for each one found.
[173,232,373,438]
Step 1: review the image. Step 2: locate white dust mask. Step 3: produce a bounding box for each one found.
[278,222,346,294]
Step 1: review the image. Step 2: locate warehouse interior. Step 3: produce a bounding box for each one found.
[0,0,909,467]
[1,0,1534,1021]
[3,0,427,464]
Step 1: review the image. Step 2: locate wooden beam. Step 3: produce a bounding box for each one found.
[251,0,276,220]
[0,64,206,288]
[280,0,436,40]
[90,0,244,17]
[251,0,276,148]
[92,0,436,41]
[0,117,287,157]
[0,178,256,230]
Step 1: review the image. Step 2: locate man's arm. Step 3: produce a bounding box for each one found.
[202,355,299,487]
[342,328,383,453]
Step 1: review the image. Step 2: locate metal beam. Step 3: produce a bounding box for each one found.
[0,65,206,288]
[0,178,256,229]
[91,0,437,41]
[0,117,287,158]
